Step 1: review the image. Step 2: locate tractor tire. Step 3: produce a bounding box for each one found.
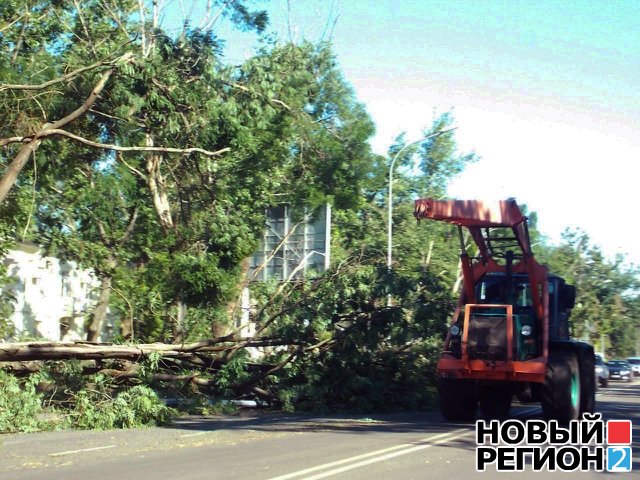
[541,350,581,423]
[578,347,596,415]
[438,378,478,421]
[479,383,513,420]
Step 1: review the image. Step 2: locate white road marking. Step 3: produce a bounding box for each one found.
[303,433,472,480]
[270,405,553,480]
[179,431,210,438]
[267,428,472,480]
[49,445,116,457]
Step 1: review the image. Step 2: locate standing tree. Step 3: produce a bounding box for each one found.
[2,1,384,344]
[539,230,640,357]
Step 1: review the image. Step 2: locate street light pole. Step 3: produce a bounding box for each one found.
[386,127,457,306]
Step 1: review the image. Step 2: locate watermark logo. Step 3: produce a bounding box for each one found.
[476,414,633,472]
[607,420,632,472]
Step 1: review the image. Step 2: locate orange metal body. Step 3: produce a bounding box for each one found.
[438,304,547,383]
[414,198,549,384]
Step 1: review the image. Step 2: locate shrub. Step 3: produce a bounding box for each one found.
[67,384,176,430]
[0,367,176,433]
[0,370,47,433]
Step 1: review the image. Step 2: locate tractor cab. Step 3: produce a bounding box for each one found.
[445,272,576,365]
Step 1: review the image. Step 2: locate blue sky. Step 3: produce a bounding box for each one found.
[164,0,640,265]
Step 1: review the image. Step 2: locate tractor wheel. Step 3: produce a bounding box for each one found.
[479,384,513,419]
[578,347,596,415]
[541,350,581,423]
[438,378,478,421]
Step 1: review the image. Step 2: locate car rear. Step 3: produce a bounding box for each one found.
[608,360,632,382]
[626,357,640,377]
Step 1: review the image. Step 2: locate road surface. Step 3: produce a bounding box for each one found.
[2,380,638,479]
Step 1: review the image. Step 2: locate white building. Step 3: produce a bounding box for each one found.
[1,242,113,342]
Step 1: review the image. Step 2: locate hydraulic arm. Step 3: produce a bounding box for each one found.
[414,198,547,330]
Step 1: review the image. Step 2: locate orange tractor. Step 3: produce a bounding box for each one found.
[414,198,595,422]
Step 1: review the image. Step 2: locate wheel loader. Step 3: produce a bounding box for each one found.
[414,198,595,422]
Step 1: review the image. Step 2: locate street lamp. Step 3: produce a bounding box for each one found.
[386,127,457,305]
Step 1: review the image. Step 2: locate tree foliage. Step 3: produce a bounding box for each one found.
[537,230,639,358]
[1,1,377,344]
[243,113,476,411]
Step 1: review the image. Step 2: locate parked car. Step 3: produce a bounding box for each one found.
[595,354,609,387]
[626,357,640,377]
[608,360,633,382]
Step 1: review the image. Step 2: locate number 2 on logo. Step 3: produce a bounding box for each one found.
[607,447,632,472]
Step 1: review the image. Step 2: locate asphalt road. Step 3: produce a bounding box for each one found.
[2,379,639,480]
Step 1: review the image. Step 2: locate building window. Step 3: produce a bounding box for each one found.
[249,204,331,282]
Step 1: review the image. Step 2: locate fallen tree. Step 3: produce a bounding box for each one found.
[0,336,292,362]
[0,243,461,425]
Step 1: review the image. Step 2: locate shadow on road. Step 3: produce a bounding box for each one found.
[165,409,475,436]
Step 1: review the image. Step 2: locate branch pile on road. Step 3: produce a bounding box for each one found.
[0,296,444,433]
[0,260,453,433]
[0,333,300,433]
[0,334,310,407]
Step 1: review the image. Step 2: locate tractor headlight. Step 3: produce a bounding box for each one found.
[450,325,461,336]
[521,325,533,336]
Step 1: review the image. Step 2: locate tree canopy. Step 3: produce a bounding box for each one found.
[1,1,378,343]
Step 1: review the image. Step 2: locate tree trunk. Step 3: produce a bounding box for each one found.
[212,318,228,338]
[145,135,174,230]
[0,337,290,362]
[0,138,41,203]
[120,310,133,341]
[87,275,112,342]
[172,297,186,343]
[226,258,252,333]
[424,240,434,266]
[452,259,463,295]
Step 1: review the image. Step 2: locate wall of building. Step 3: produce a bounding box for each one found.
[1,243,114,342]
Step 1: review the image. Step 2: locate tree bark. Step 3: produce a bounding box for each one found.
[119,299,134,341]
[0,138,41,202]
[0,67,115,203]
[0,337,291,362]
[145,135,174,230]
[172,296,186,343]
[87,275,112,342]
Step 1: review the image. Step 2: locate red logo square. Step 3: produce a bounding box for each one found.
[607,420,632,445]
